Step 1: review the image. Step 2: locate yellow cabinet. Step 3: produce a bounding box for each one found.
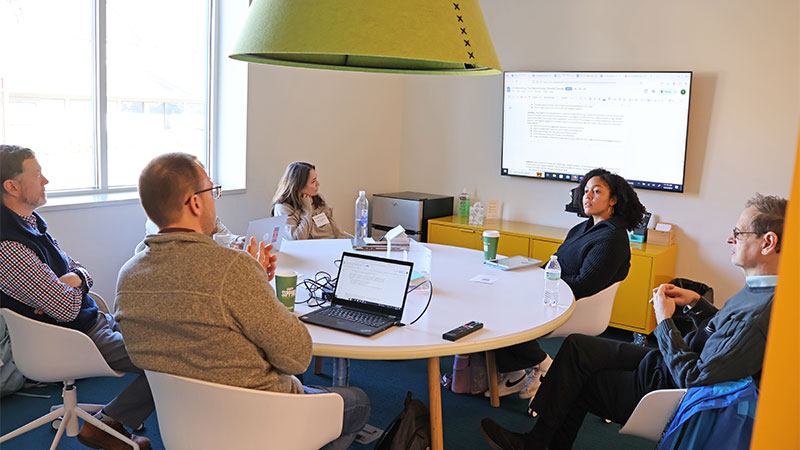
[428,216,677,334]
[499,234,530,258]
[428,223,482,251]
[428,222,530,257]
[529,239,561,263]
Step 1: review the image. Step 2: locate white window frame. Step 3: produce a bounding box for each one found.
[41,0,218,206]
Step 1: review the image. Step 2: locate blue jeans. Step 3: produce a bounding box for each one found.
[304,385,371,450]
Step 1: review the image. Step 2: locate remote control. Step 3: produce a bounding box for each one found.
[443,321,484,341]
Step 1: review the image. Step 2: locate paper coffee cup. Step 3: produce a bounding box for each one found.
[483,230,500,260]
[275,270,298,311]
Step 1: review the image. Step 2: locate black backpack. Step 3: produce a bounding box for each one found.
[374,391,431,450]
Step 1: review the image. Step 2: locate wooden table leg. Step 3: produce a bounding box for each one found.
[314,356,323,375]
[427,357,444,450]
[486,350,500,407]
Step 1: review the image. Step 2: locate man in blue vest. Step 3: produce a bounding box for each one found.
[0,145,152,450]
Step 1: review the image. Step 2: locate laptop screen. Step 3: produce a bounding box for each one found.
[334,252,413,313]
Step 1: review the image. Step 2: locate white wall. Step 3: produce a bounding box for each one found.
[398,0,799,304]
[38,65,404,302]
[35,0,799,307]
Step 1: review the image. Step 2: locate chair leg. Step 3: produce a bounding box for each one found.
[0,406,65,443]
[50,409,71,450]
[75,407,140,450]
[77,403,105,413]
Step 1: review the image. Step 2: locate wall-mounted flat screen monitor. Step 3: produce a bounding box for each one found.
[501,71,692,192]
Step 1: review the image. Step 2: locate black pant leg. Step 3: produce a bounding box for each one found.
[528,334,653,431]
[533,367,648,450]
[495,339,549,372]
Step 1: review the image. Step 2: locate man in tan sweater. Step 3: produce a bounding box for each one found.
[116,153,369,449]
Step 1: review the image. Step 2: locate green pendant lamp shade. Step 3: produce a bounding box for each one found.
[229,0,501,75]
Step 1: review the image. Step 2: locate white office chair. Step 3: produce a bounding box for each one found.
[619,388,687,440]
[486,282,623,406]
[0,308,140,450]
[145,370,344,450]
[545,281,622,338]
[89,290,111,314]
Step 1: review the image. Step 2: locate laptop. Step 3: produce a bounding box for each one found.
[299,252,414,336]
[245,216,288,252]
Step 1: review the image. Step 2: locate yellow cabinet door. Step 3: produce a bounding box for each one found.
[498,234,529,258]
[428,224,483,251]
[609,254,653,333]
[529,239,561,263]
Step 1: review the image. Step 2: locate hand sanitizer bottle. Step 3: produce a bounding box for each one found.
[457,188,470,217]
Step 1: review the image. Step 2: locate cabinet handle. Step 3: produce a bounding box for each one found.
[458,229,475,234]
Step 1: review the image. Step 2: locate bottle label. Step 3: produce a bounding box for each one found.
[545,272,560,281]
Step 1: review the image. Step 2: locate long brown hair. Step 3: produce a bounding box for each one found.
[271,162,324,213]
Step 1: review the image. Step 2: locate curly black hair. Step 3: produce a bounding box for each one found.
[578,168,646,231]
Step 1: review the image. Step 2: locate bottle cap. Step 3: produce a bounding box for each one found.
[359,190,365,196]
[550,255,558,260]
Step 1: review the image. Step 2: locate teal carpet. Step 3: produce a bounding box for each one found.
[0,330,656,449]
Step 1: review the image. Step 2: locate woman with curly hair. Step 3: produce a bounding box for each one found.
[491,168,646,403]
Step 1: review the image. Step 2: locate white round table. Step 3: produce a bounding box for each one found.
[278,239,574,450]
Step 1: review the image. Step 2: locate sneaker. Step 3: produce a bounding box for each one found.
[484,370,526,397]
[480,418,526,450]
[78,414,151,450]
[519,355,553,399]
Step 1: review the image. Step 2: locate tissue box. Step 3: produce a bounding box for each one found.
[647,223,674,246]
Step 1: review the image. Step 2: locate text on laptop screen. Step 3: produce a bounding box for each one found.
[335,255,411,311]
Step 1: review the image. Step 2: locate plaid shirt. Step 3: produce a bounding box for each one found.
[0,213,93,322]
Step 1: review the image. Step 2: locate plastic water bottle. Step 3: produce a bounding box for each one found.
[543,255,561,307]
[355,191,369,239]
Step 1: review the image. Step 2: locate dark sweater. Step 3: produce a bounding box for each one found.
[650,284,774,388]
[553,215,631,299]
[0,205,98,332]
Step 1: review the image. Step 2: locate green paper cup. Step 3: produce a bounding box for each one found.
[275,270,298,311]
[483,230,500,260]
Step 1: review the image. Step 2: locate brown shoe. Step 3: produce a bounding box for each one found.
[78,416,151,450]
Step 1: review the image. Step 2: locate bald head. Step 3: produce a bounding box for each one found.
[138,153,206,228]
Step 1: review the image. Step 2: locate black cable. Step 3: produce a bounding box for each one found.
[405,280,433,326]
[295,270,337,308]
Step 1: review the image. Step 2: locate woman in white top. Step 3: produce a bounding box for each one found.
[272,162,348,240]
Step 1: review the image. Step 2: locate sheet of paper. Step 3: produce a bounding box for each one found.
[470,273,499,284]
[486,200,499,220]
[655,223,672,232]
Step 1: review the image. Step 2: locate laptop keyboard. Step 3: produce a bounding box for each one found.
[317,307,394,328]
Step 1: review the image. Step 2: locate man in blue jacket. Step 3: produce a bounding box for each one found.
[481,193,786,450]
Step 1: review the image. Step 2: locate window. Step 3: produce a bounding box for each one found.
[0,0,213,194]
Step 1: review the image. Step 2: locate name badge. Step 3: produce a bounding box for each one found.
[312,212,330,228]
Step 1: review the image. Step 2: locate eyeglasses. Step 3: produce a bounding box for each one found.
[184,185,222,205]
[732,228,759,240]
